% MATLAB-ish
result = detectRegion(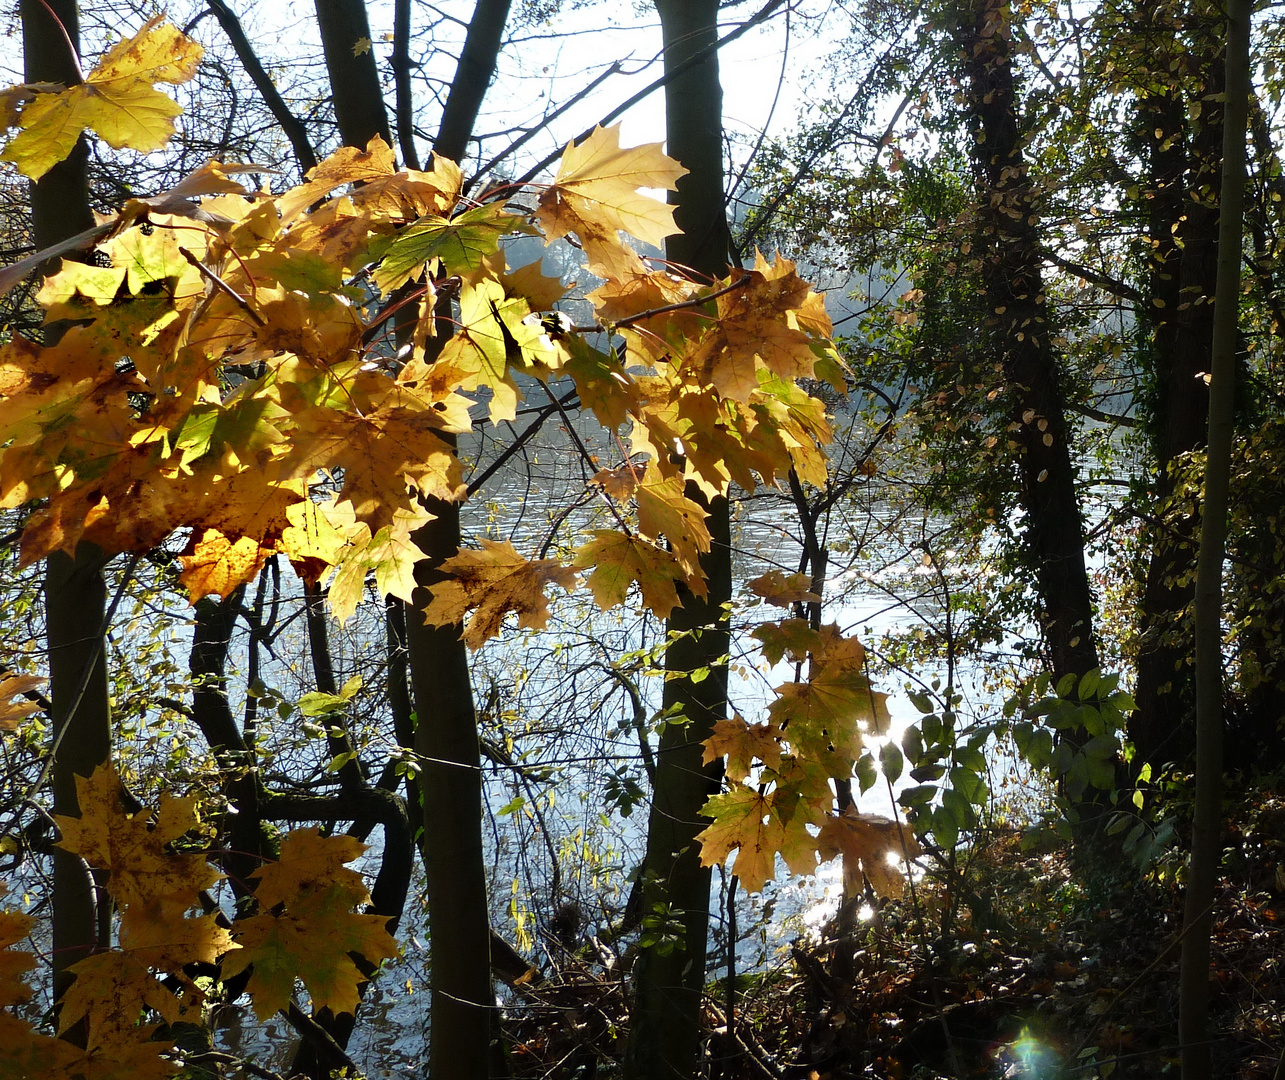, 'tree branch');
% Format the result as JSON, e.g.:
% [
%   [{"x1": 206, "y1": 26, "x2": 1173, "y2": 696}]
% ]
[{"x1": 204, "y1": 0, "x2": 318, "y2": 175}]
